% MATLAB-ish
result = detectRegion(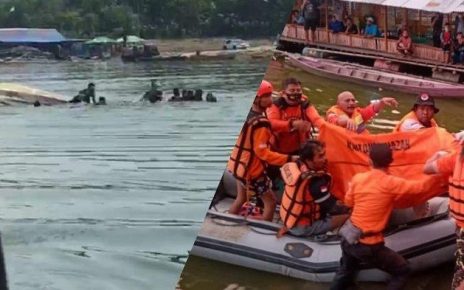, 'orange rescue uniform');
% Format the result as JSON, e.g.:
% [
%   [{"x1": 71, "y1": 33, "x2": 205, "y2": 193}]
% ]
[
  {"x1": 345, "y1": 169, "x2": 435, "y2": 245},
  {"x1": 227, "y1": 111, "x2": 290, "y2": 182},
  {"x1": 437, "y1": 151, "x2": 464, "y2": 228},
  {"x1": 394, "y1": 111, "x2": 438, "y2": 132},
  {"x1": 326, "y1": 104, "x2": 377, "y2": 134},
  {"x1": 267, "y1": 96, "x2": 323, "y2": 154}
]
